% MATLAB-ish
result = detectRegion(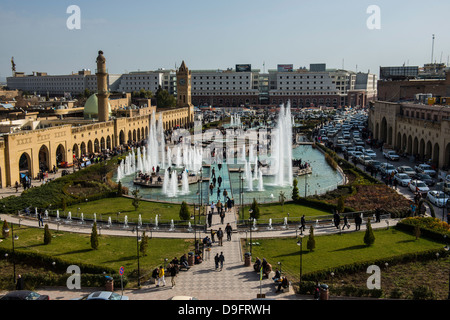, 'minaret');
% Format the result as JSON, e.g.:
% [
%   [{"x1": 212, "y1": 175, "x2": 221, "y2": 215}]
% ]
[{"x1": 96, "y1": 50, "x2": 110, "y2": 122}]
